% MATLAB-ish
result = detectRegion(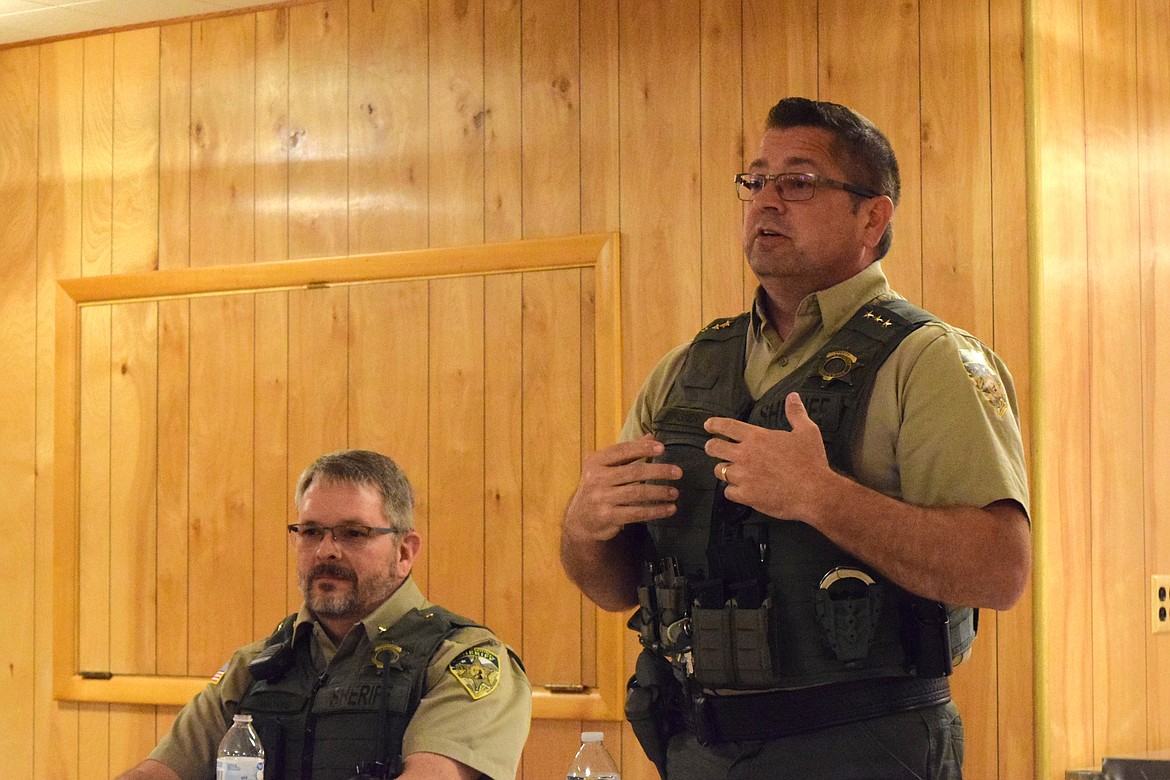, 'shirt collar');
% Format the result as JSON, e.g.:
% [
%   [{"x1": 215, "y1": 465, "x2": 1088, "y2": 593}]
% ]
[{"x1": 749, "y1": 261, "x2": 894, "y2": 342}]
